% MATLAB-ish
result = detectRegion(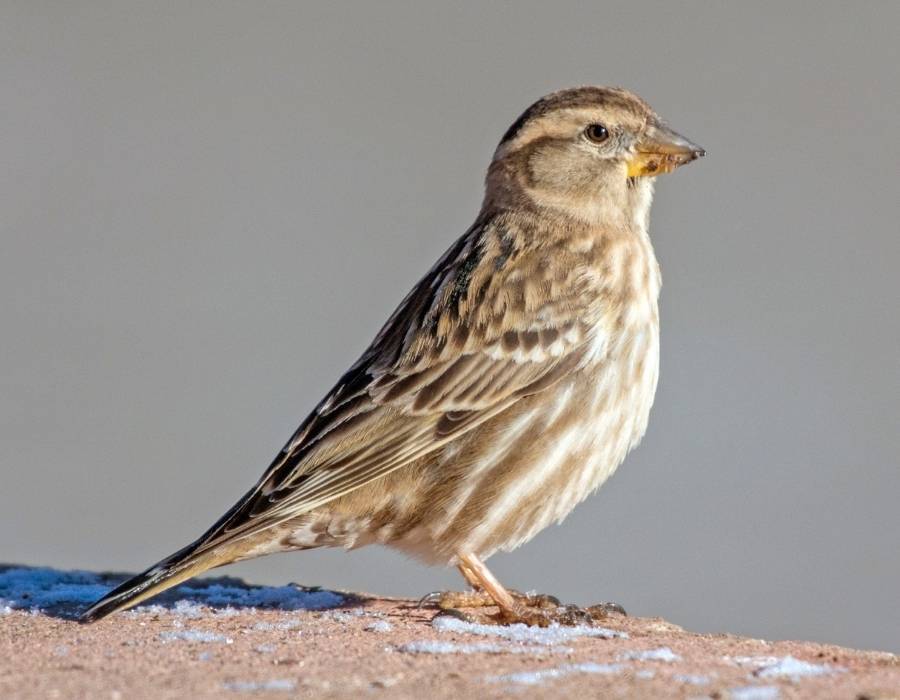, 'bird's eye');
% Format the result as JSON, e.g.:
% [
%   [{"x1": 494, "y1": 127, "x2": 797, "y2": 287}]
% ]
[{"x1": 585, "y1": 124, "x2": 609, "y2": 144}]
